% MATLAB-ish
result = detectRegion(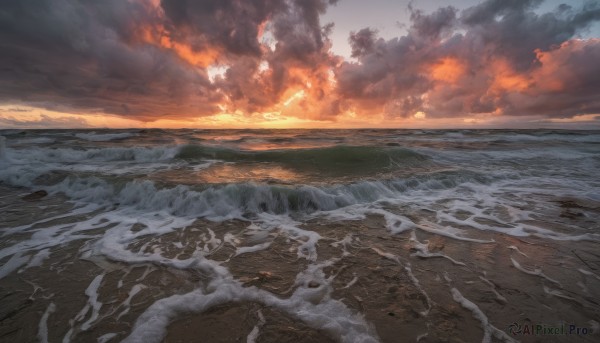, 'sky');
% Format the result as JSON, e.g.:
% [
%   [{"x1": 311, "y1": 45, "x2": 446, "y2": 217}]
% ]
[{"x1": 1, "y1": 0, "x2": 600, "y2": 129}]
